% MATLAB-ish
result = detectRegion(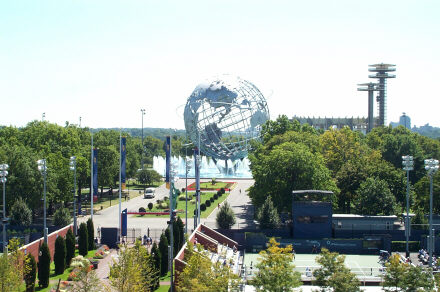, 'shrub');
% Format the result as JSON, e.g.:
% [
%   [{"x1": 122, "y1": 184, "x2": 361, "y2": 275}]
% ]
[
  {"x1": 205, "y1": 200, "x2": 211, "y2": 207},
  {"x1": 78, "y1": 222, "x2": 88, "y2": 256},
  {"x1": 148, "y1": 202, "x2": 153, "y2": 210},
  {"x1": 391, "y1": 241, "x2": 420, "y2": 252},
  {"x1": 200, "y1": 203, "x2": 206, "y2": 211},
  {"x1": 139, "y1": 207, "x2": 146, "y2": 213},
  {"x1": 216, "y1": 202, "x2": 236, "y2": 229},
  {"x1": 213, "y1": 194, "x2": 218, "y2": 200},
  {"x1": 70, "y1": 255, "x2": 90, "y2": 269},
  {"x1": 210, "y1": 197, "x2": 215, "y2": 203},
  {"x1": 24, "y1": 253, "x2": 37, "y2": 292},
  {"x1": 220, "y1": 188, "x2": 226, "y2": 194},
  {"x1": 54, "y1": 236, "x2": 66, "y2": 275},
  {"x1": 38, "y1": 242, "x2": 51, "y2": 288},
  {"x1": 86, "y1": 218, "x2": 95, "y2": 250},
  {"x1": 53, "y1": 207, "x2": 71, "y2": 227},
  {"x1": 10, "y1": 197, "x2": 32, "y2": 226},
  {"x1": 65, "y1": 228, "x2": 75, "y2": 267},
  {"x1": 190, "y1": 199, "x2": 196, "y2": 205}
]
